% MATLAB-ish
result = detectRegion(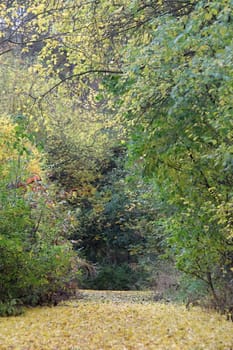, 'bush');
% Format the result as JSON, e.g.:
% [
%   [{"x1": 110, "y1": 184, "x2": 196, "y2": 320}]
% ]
[
  {"x1": 21, "y1": 245, "x2": 78, "y2": 305},
  {"x1": 0, "y1": 300, "x2": 24, "y2": 317},
  {"x1": 0, "y1": 115, "x2": 80, "y2": 315},
  {"x1": 83, "y1": 263, "x2": 147, "y2": 290},
  {"x1": 0, "y1": 235, "x2": 79, "y2": 313}
]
